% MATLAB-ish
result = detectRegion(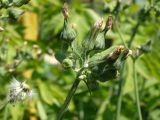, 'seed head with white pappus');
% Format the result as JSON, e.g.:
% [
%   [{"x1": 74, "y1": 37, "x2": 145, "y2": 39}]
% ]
[{"x1": 7, "y1": 78, "x2": 35, "y2": 104}]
